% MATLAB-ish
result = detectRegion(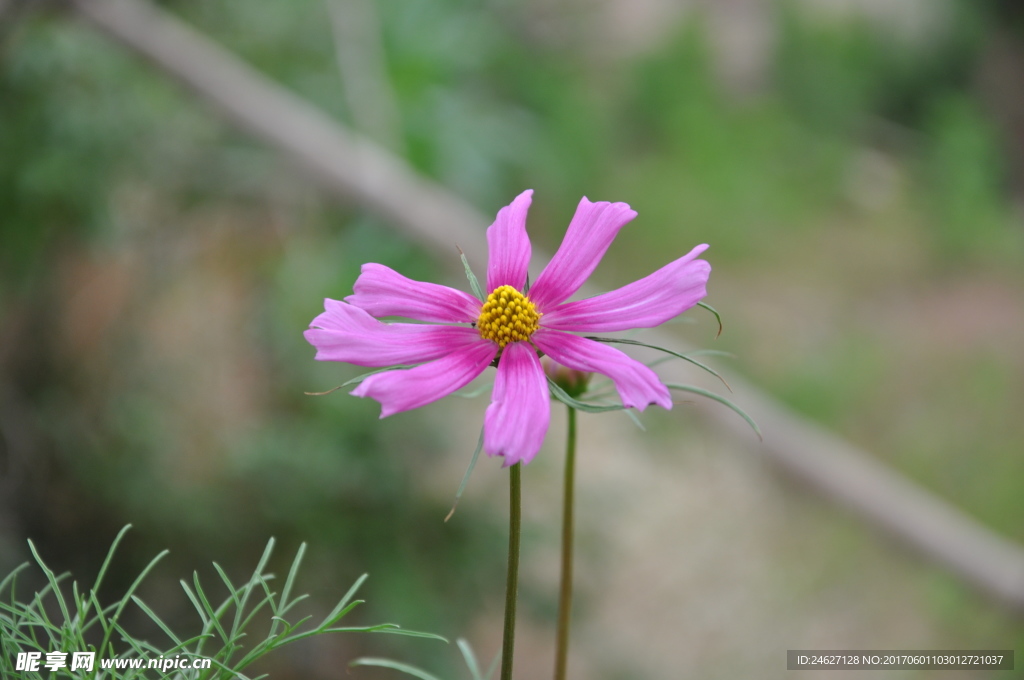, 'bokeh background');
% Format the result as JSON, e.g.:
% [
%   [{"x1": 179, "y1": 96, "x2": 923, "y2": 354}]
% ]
[{"x1": 2, "y1": 0, "x2": 1023, "y2": 678}]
